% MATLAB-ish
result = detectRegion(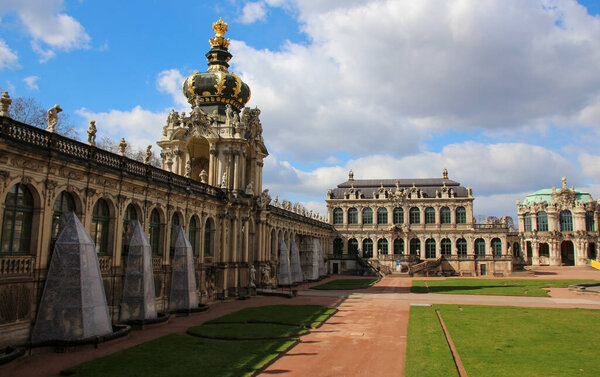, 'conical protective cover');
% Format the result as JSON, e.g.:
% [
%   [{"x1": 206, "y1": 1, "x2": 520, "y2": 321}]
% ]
[
  {"x1": 278, "y1": 238, "x2": 292, "y2": 285},
  {"x1": 289, "y1": 238, "x2": 304, "y2": 283},
  {"x1": 316, "y1": 239, "x2": 326, "y2": 276},
  {"x1": 120, "y1": 220, "x2": 157, "y2": 321},
  {"x1": 168, "y1": 226, "x2": 198, "y2": 311},
  {"x1": 31, "y1": 213, "x2": 112, "y2": 342},
  {"x1": 299, "y1": 237, "x2": 319, "y2": 280}
]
